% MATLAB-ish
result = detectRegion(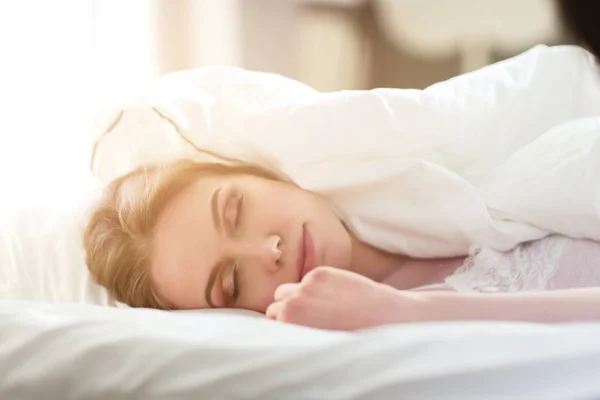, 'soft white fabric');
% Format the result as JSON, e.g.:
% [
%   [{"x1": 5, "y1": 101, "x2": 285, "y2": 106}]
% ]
[
  {"x1": 445, "y1": 236, "x2": 600, "y2": 293},
  {"x1": 91, "y1": 45, "x2": 600, "y2": 258},
  {"x1": 1, "y1": 300, "x2": 600, "y2": 400},
  {"x1": 0, "y1": 173, "x2": 113, "y2": 306}
]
